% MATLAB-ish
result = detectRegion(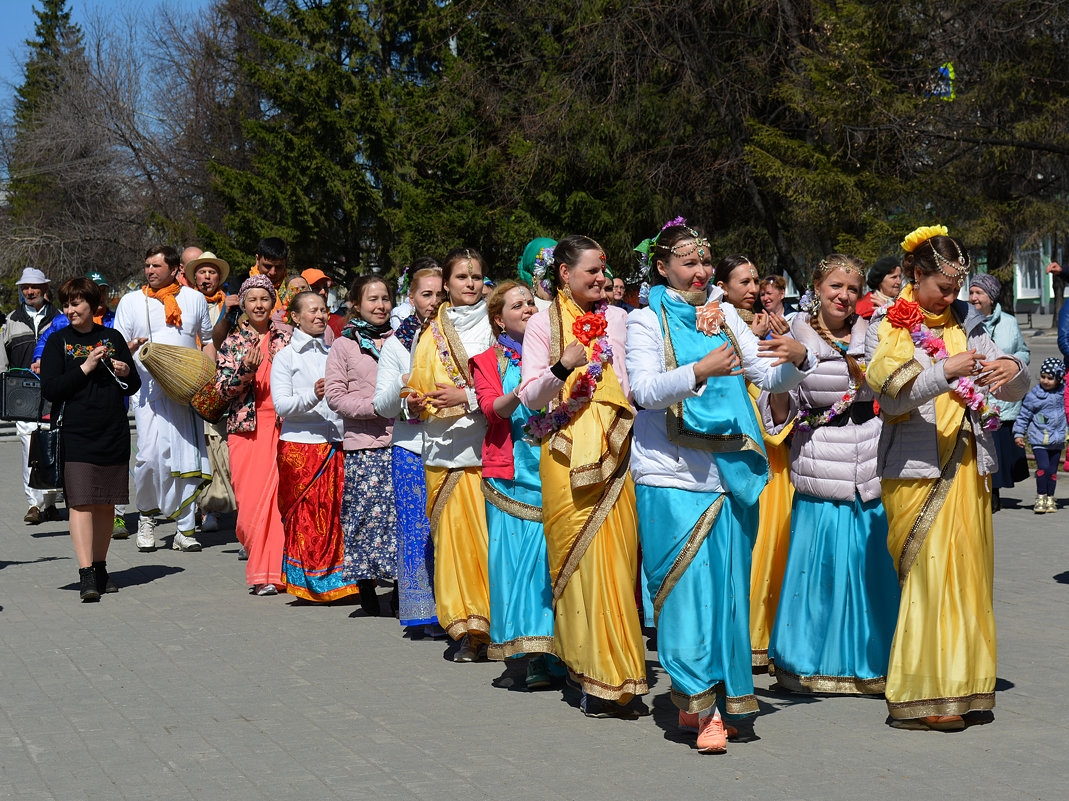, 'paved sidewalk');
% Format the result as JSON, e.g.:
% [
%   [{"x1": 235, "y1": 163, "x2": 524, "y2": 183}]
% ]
[{"x1": 1, "y1": 439, "x2": 1066, "y2": 801}]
